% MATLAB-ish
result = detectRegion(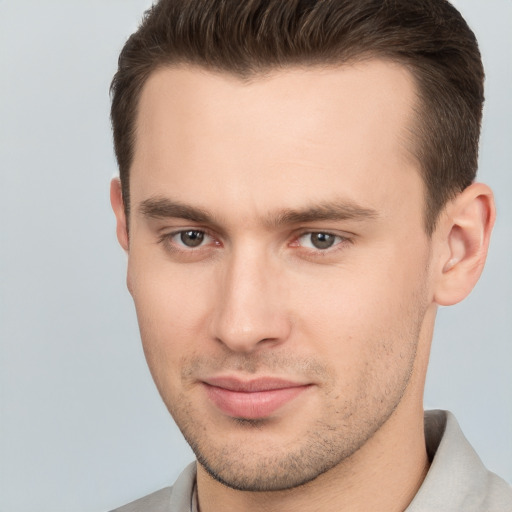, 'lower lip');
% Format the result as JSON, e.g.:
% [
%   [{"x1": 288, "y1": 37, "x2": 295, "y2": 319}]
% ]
[{"x1": 204, "y1": 384, "x2": 309, "y2": 420}]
